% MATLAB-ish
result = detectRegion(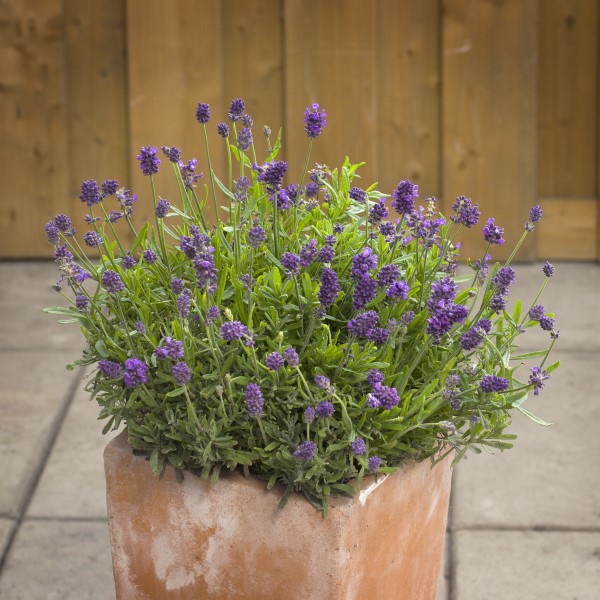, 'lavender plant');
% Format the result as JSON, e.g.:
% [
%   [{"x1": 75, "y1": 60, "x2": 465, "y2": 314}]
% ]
[{"x1": 45, "y1": 100, "x2": 559, "y2": 512}]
